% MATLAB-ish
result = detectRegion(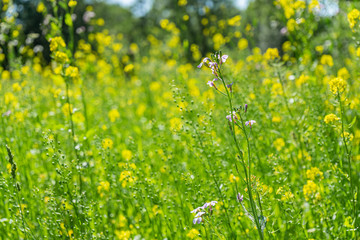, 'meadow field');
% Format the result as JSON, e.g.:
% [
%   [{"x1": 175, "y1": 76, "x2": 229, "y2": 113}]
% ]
[{"x1": 0, "y1": 0, "x2": 359, "y2": 239}]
